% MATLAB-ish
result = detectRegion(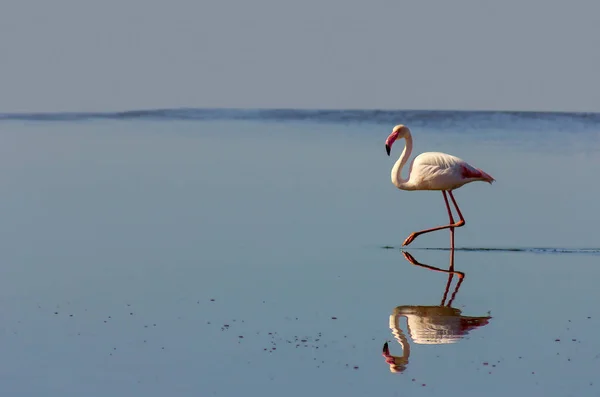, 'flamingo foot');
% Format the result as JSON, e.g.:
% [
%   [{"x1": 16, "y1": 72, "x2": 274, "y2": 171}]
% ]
[{"x1": 402, "y1": 232, "x2": 418, "y2": 246}]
